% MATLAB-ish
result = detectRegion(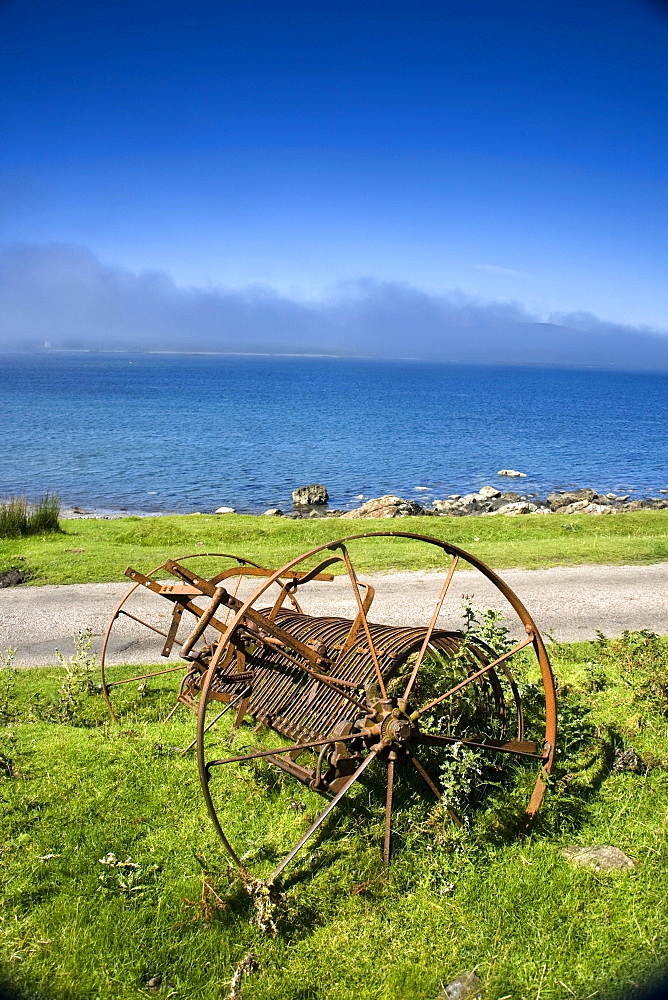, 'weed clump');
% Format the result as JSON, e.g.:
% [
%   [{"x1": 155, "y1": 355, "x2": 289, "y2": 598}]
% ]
[
  {"x1": 596, "y1": 629, "x2": 668, "y2": 715},
  {"x1": 28, "y1": 630, "x2": 98, "y2": 725},
  {"x1": 0, "y1": 494, "x2": 61, "y2": 538}
]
